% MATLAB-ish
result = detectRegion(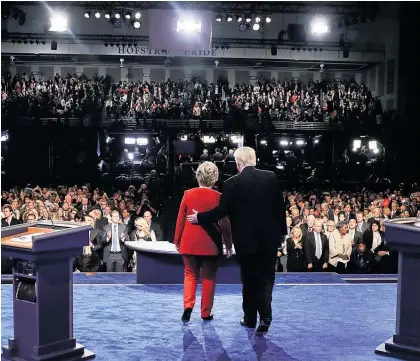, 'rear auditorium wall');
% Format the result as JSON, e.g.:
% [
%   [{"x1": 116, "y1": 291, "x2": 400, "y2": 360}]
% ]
[{"x1": 5, "y1": 64, "x2": 363, "y2": 87}]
